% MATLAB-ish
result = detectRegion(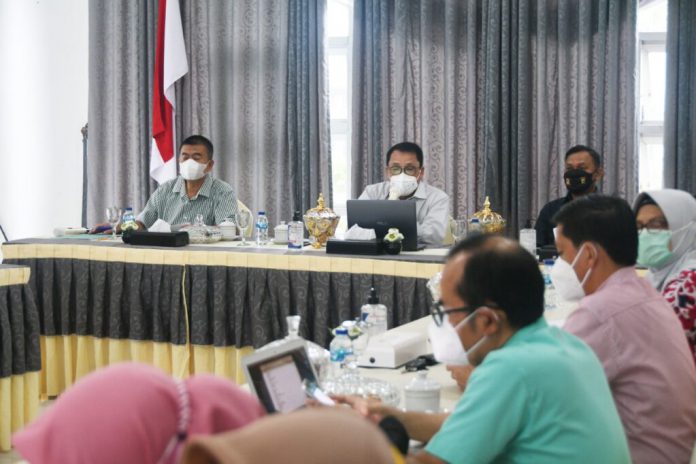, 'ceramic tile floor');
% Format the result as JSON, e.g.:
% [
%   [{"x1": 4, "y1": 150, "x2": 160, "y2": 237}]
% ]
[{"x1": 0, "y1": 400, "x2": 54, "y2": 464}]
